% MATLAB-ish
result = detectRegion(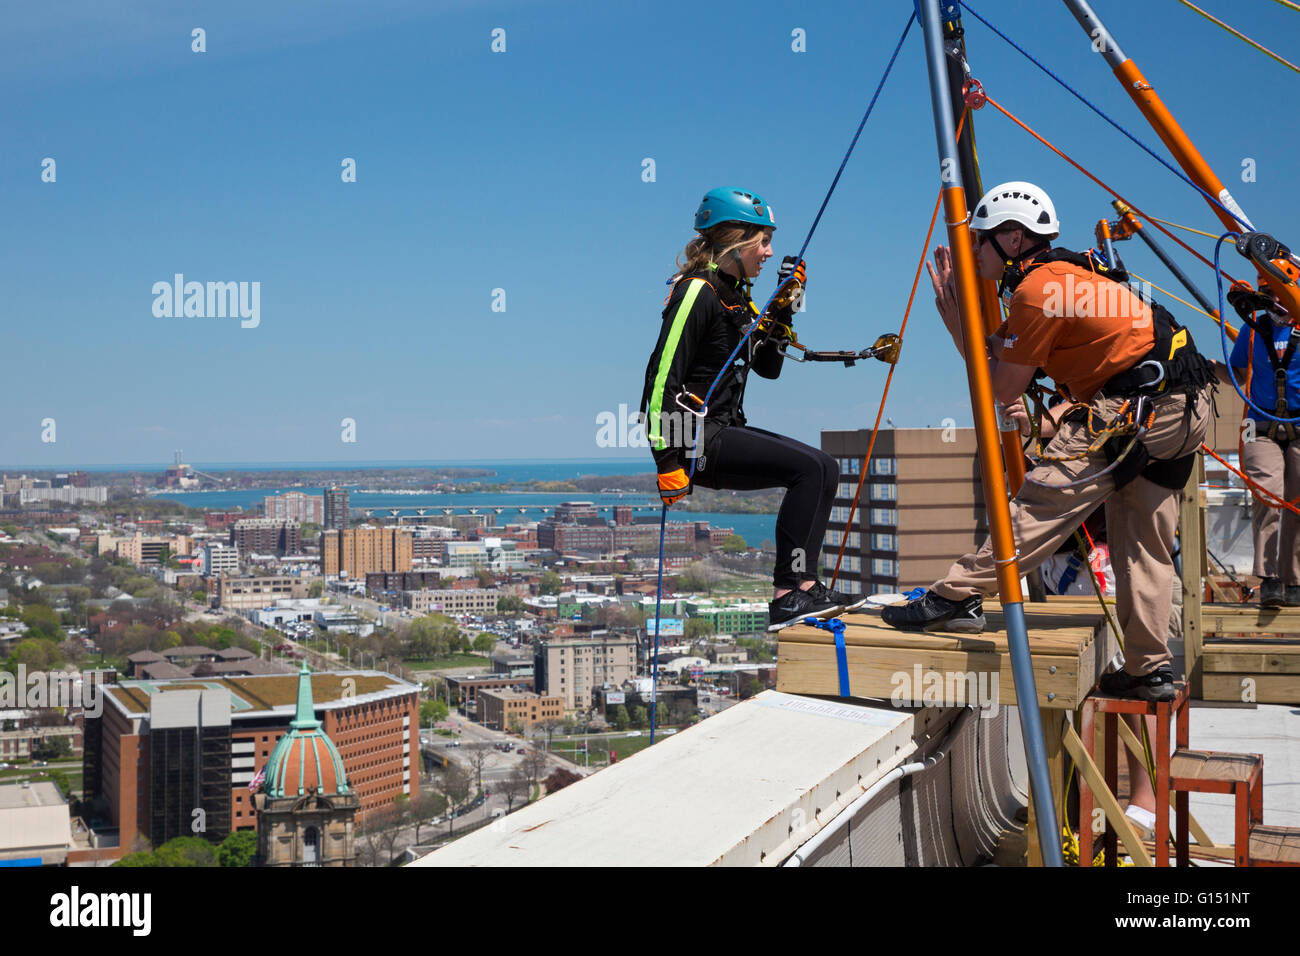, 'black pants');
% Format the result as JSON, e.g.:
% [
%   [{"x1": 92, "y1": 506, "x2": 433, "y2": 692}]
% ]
[{"x1": 693, "y1": 425, "x2": 839, "y2": 589}]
